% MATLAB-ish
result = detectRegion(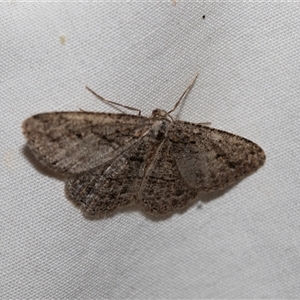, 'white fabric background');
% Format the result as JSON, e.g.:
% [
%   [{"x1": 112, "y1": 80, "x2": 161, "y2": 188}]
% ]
[{"x1": 1, "y1": 2, "x2": 299, "y2": 299}]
